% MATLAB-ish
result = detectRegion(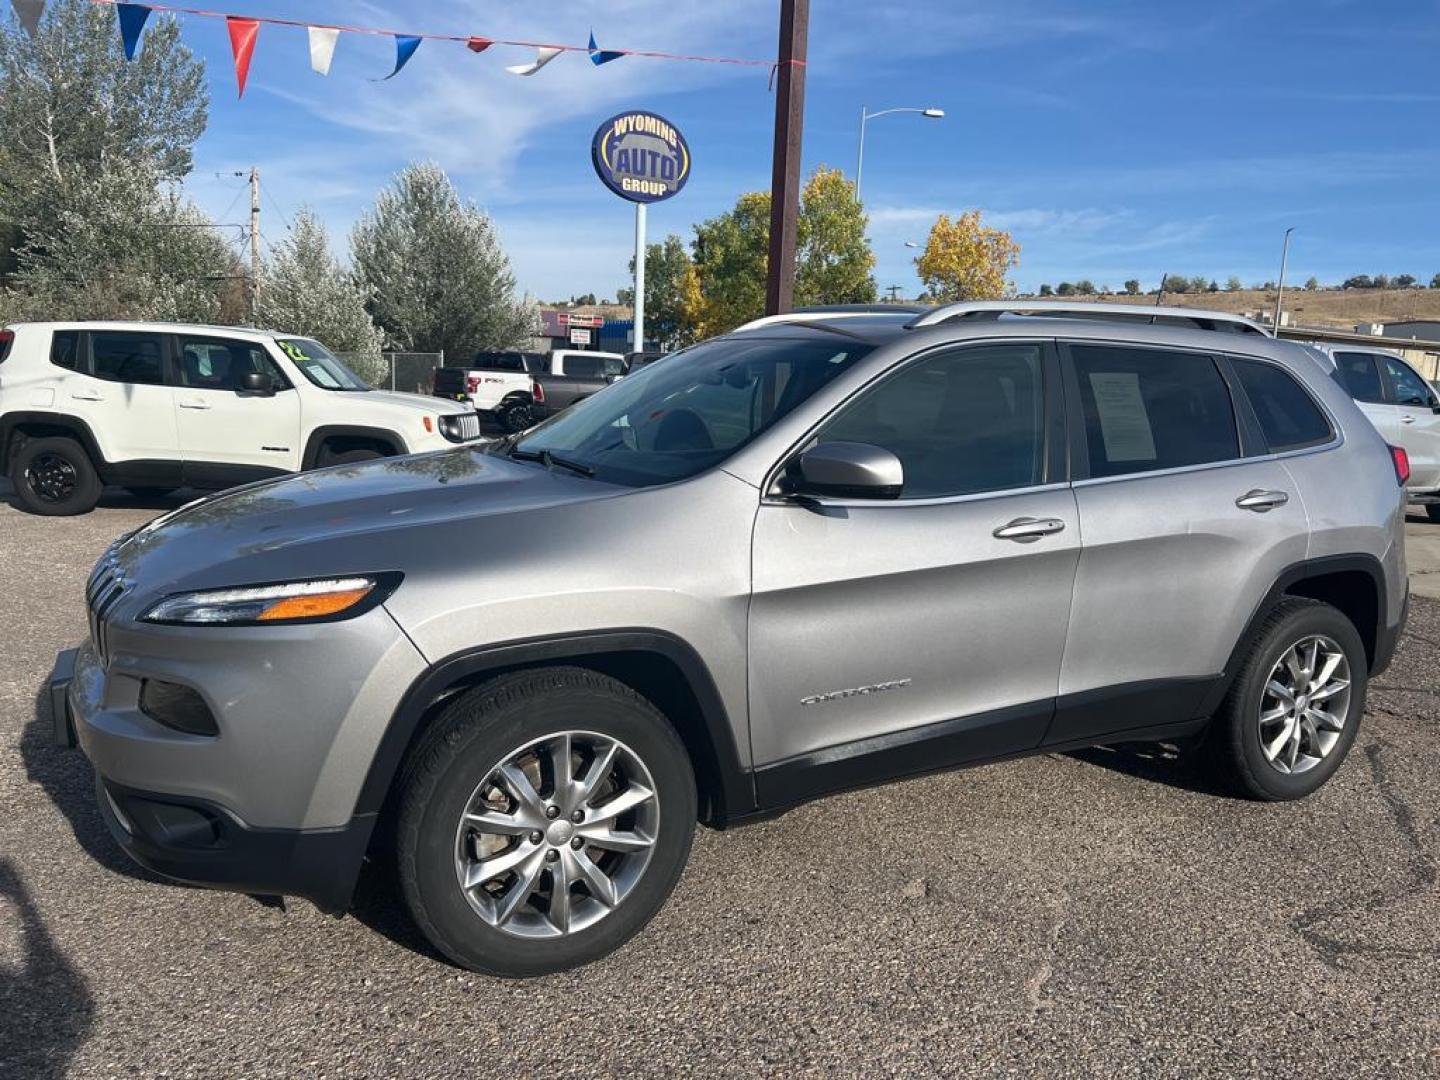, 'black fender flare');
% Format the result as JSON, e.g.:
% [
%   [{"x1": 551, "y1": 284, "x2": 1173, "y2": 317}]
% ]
[
  {"x1": 1195, "y1": 553, "x2": 1390, "y2": 717},
  {"x1": 0, "y1": 411, "x2": 108, "y2": 474},
  {"x1": 353, "y1": 629, "x2": 755, "y2": 826},
  {"x1": 301, "y1": 425, "x2": 406, "y2": 469}
]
